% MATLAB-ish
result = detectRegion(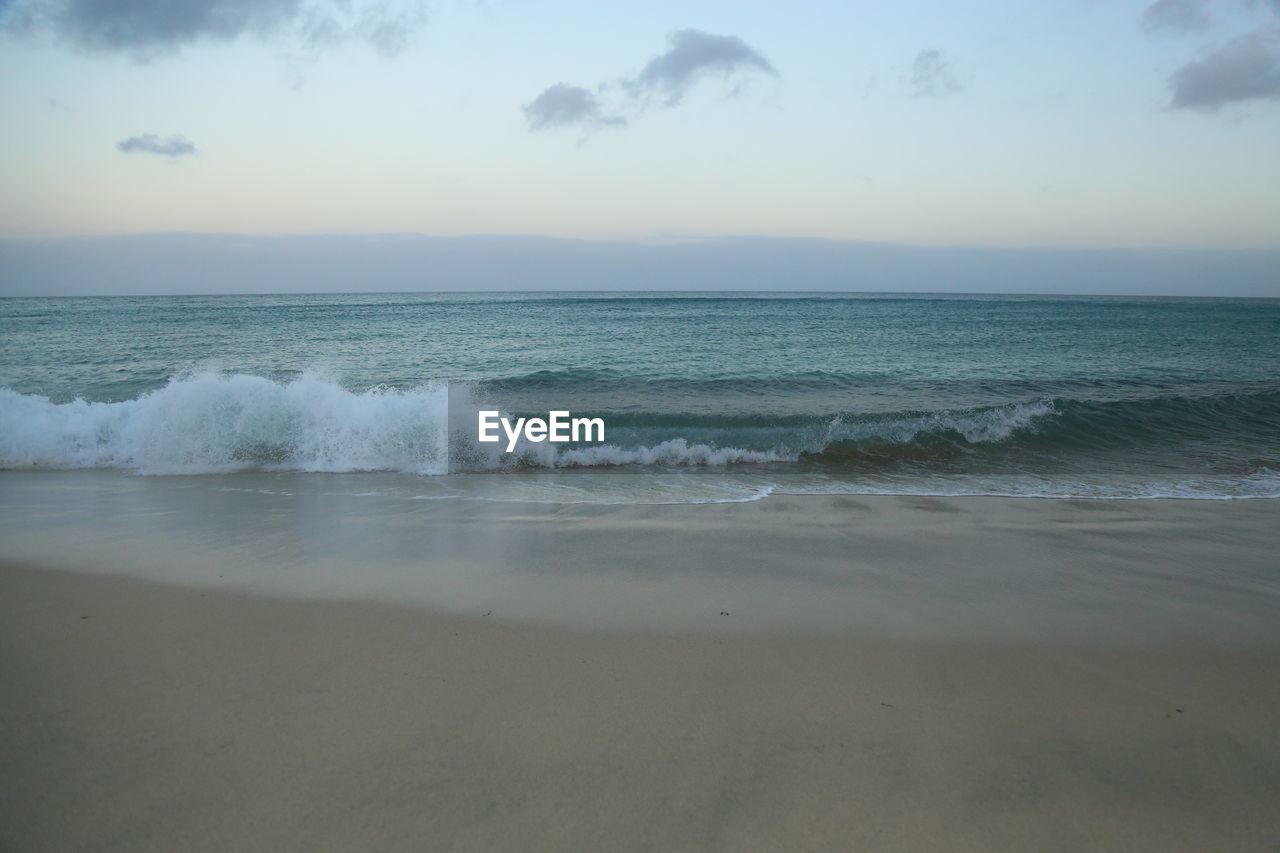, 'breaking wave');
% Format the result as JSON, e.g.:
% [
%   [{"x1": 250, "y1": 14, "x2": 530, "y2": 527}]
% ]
[
  {"x1": 0, "y1": 371, "x2": 449, "y2": 474},
  {"x1": 2, "y1": 371, "x2": 1278, "y2": 489}
]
